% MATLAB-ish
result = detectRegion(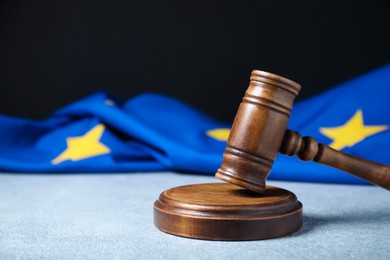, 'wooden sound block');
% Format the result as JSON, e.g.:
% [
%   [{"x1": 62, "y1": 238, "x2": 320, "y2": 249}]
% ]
[{"x1": 154, "y1": 183, "x2": 302, "y2": 240}]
